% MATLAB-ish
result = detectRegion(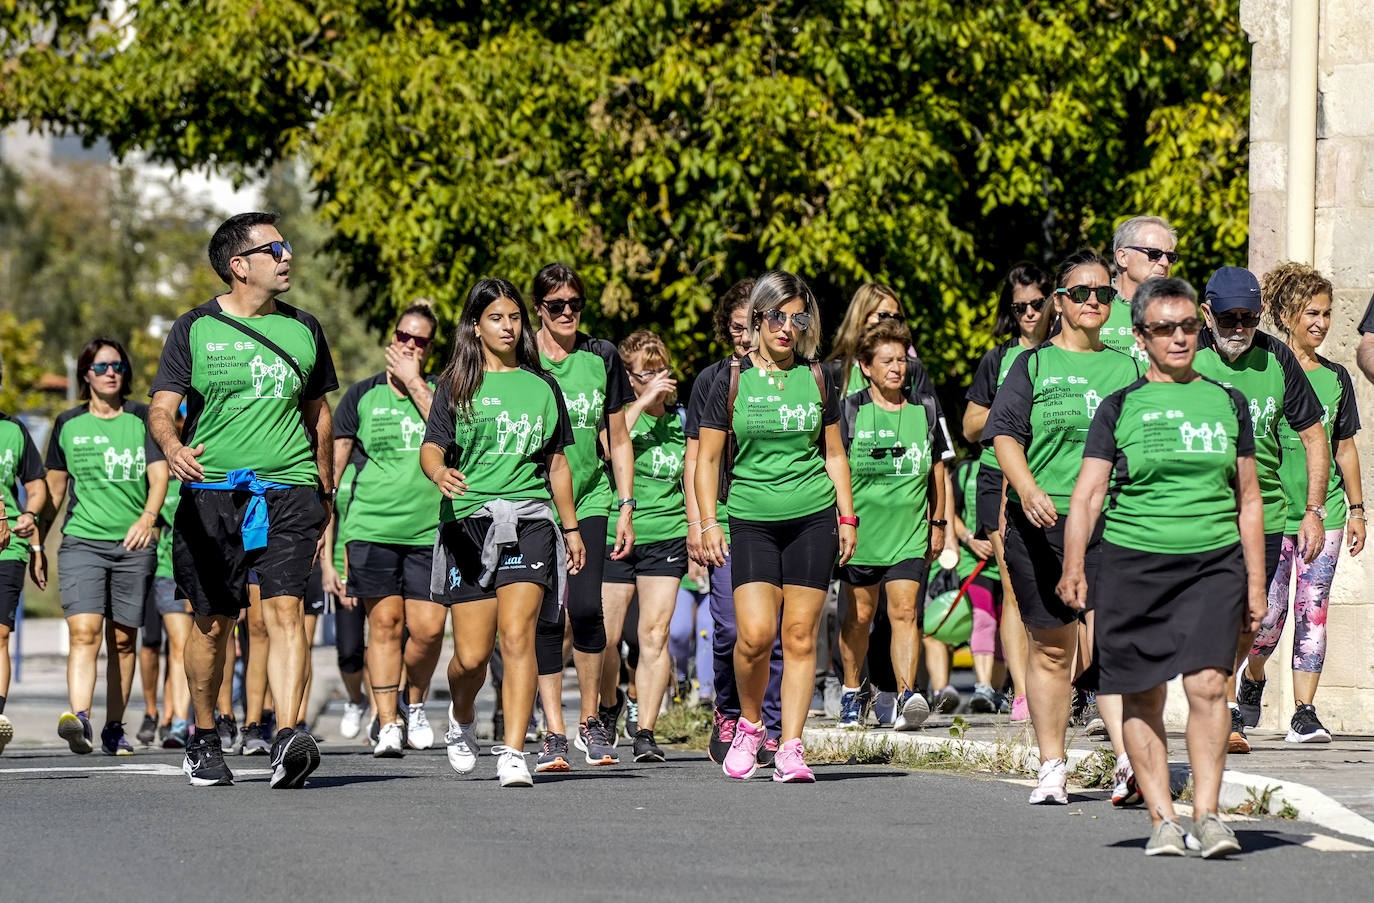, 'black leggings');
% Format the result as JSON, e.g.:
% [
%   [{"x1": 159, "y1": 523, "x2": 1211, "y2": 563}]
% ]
[
  {"x1": 335, "y1": 598, "x2": 366, "y2": 675},
  {"x1": 536, "y1": 515, "x2": 609, "y2": 675}
]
